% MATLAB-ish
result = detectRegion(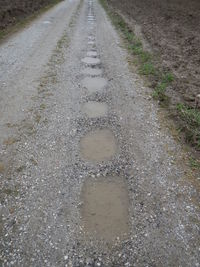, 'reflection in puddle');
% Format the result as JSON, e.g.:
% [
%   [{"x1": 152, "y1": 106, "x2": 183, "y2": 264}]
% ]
[
  {"x1": 82, "y1": 101, "x2": 108, "y2": 118},
  {"x1": 42, "y1": 20, "x2": 51, "y2": 24},
  {"x1": 81, "y1": 57, "x2": 100, "y2": 66},
  {"x1": 81, "y1": 67, "x2": 102, "y2": 76},
  {"x1": 87, "y1": 51, "x2": 98, "y2": 57},
  {"x1": 81, "y1": 77, "x2": 107, "y2": 93},
  {"x1": 88, "y1": 36, "x2": 95, "y2": 41},
  {"x1": 81, "y1": 176, "x2": 129, "y2": 242},
  {"x1": 88, "y1": 41, "x2": 95, "y2": 46},
  {"x1": 80, "y1": 129, "x2": 117, "y2": 162}
]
